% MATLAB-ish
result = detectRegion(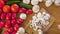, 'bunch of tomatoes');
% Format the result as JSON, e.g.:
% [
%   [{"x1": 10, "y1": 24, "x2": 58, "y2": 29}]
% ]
[{"x1": 0, "y1": 0, "x2": 32, "y2": 34}]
